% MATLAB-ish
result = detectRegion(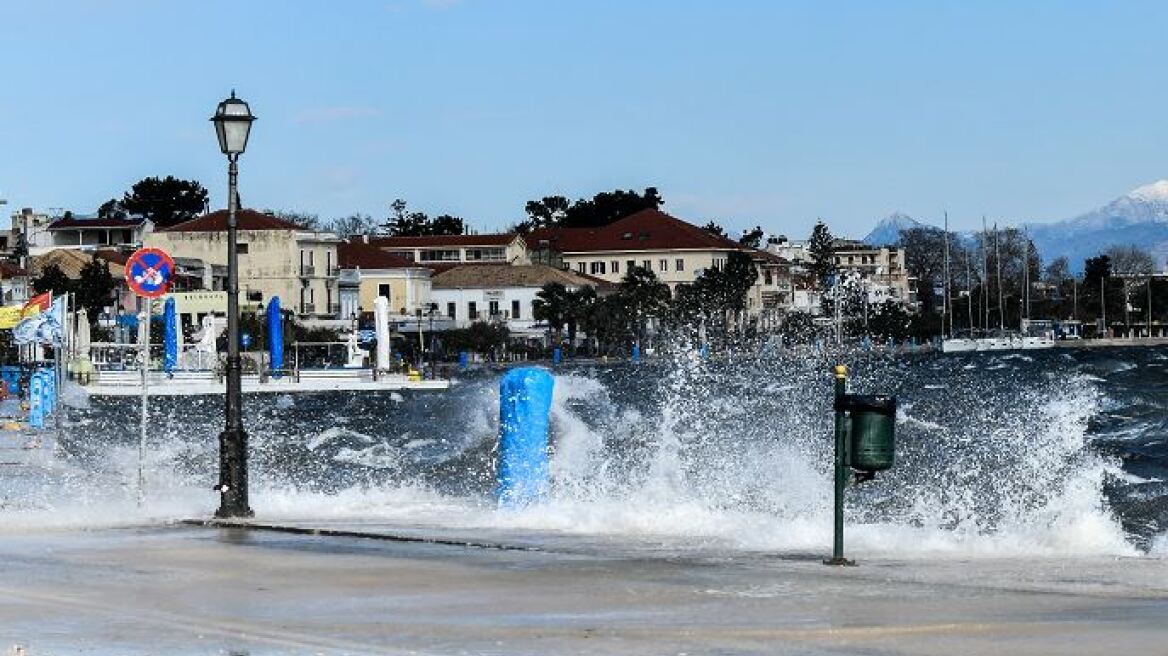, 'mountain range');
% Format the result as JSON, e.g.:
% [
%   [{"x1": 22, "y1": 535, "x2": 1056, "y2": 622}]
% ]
[{"x1": 863, "y1": 180, "x2": 1168, "y2": 272}]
